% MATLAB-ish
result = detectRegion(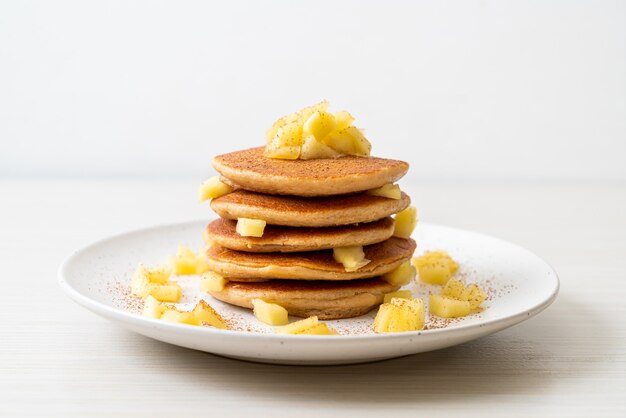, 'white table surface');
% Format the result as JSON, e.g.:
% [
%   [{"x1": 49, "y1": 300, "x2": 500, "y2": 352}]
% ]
[{"x1": 1, "y1": 179, "x2": 624, "y2": 417}]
